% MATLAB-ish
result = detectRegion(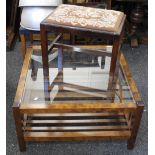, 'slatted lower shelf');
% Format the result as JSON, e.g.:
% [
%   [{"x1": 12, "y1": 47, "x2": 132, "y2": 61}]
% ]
[{"x1": 23, "y1": 112, "x2": 131, "y2": 141}]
